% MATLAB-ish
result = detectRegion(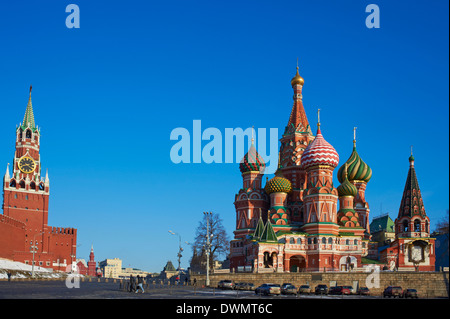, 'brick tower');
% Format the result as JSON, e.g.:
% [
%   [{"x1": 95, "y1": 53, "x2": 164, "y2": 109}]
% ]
[
  {"x1": 388, "y1": 153, "x2": 435, "y2": 271},
  {"x1": 1, "y1": 86, "x2": 77, "y2": 271},
  {"x1": 87, "y1": 245, "x2": 97, "y2": 276}
]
